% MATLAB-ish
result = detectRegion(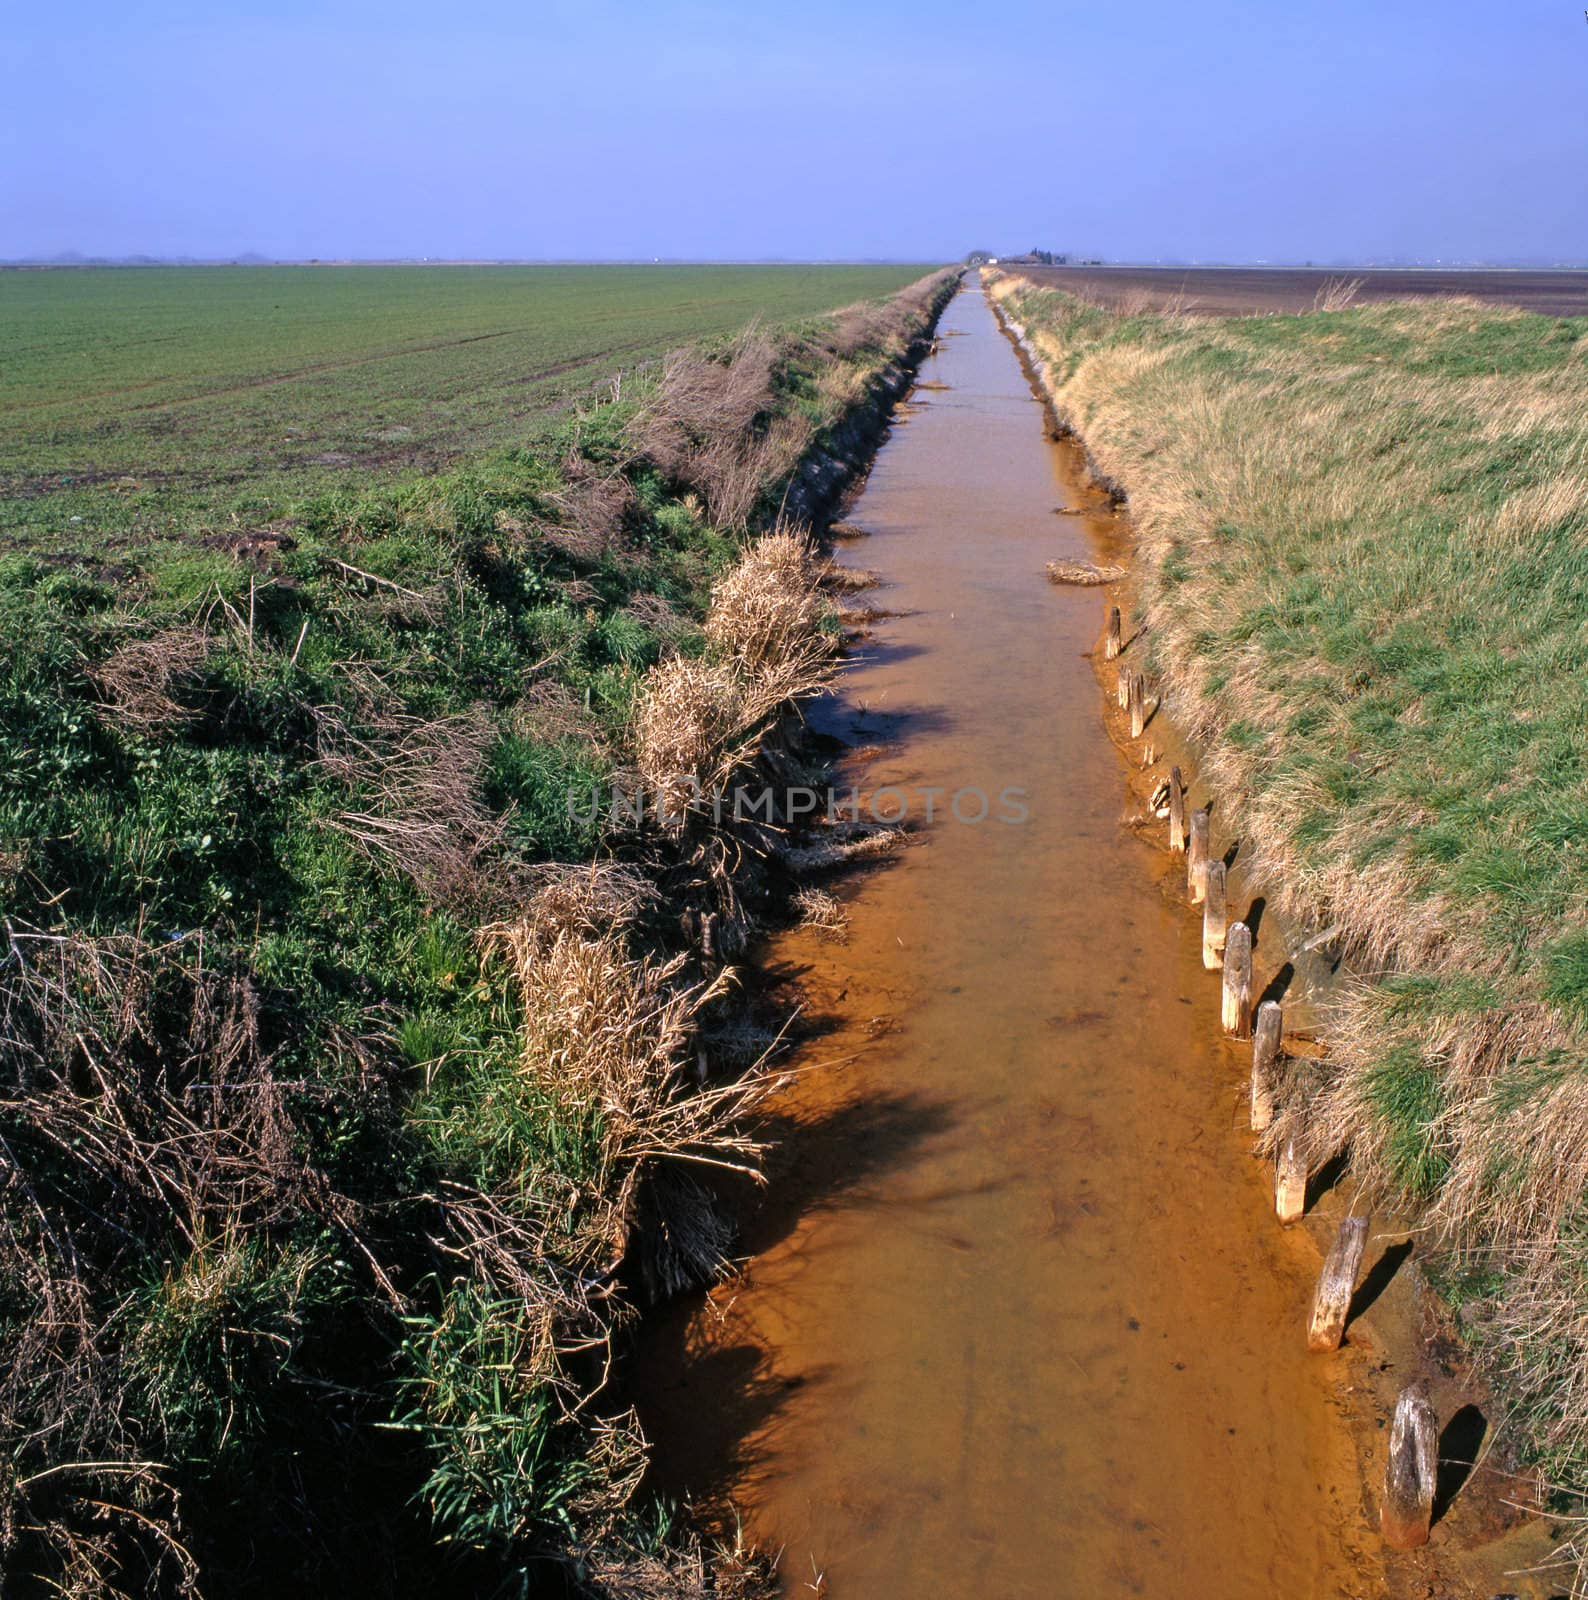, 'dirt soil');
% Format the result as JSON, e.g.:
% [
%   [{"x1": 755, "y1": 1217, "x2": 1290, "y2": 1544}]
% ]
[{"x1": 1003, "y1": 264, "x2": 1588, "y2": 318}]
